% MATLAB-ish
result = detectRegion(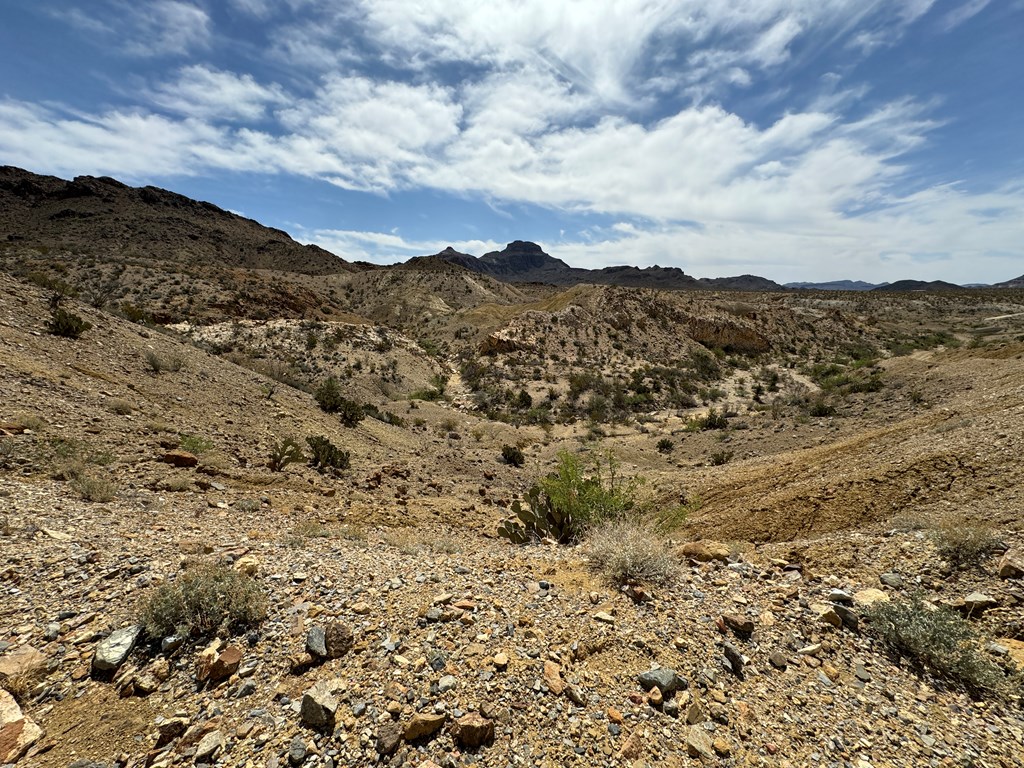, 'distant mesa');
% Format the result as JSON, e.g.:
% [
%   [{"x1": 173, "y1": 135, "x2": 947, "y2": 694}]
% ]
[
  {"x1": 785, "y1": 280, "x2": 882, "y2": 291},
  {"x1": 424, "y1": 241, "x2": 783, "y2": 292},
  {"x1": 872, "y1": 279, "x2": 964, "y2": 292}
]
